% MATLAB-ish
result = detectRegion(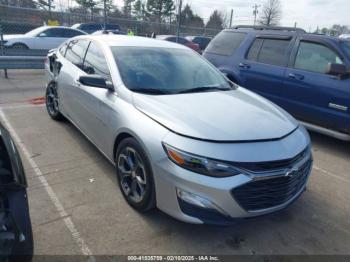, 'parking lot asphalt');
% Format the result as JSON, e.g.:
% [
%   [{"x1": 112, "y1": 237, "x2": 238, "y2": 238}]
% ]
[{"x1": 0, "y1": 70, "x2": 349, "y2": 256}]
